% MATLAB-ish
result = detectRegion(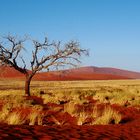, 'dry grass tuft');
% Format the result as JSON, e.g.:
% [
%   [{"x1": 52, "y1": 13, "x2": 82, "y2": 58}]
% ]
[
  {"x1": 93, "y1": 107, "x2": 121, "y2": 125},
  {"x1": 6, "y1": 111, "x2": 26, "y2": 125}
]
